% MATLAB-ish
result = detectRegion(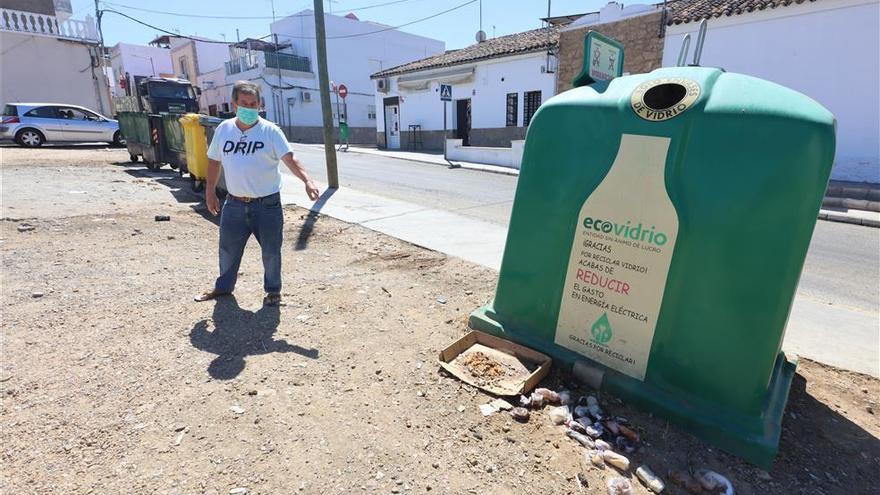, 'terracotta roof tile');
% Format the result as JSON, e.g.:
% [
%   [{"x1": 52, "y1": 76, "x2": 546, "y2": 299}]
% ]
[
  {"x1": 371, "y1": 26, "x2": 560, "y2": 78},
  {"x1": 667, "y1": 0, "x2": 819, "y2": 25}
]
